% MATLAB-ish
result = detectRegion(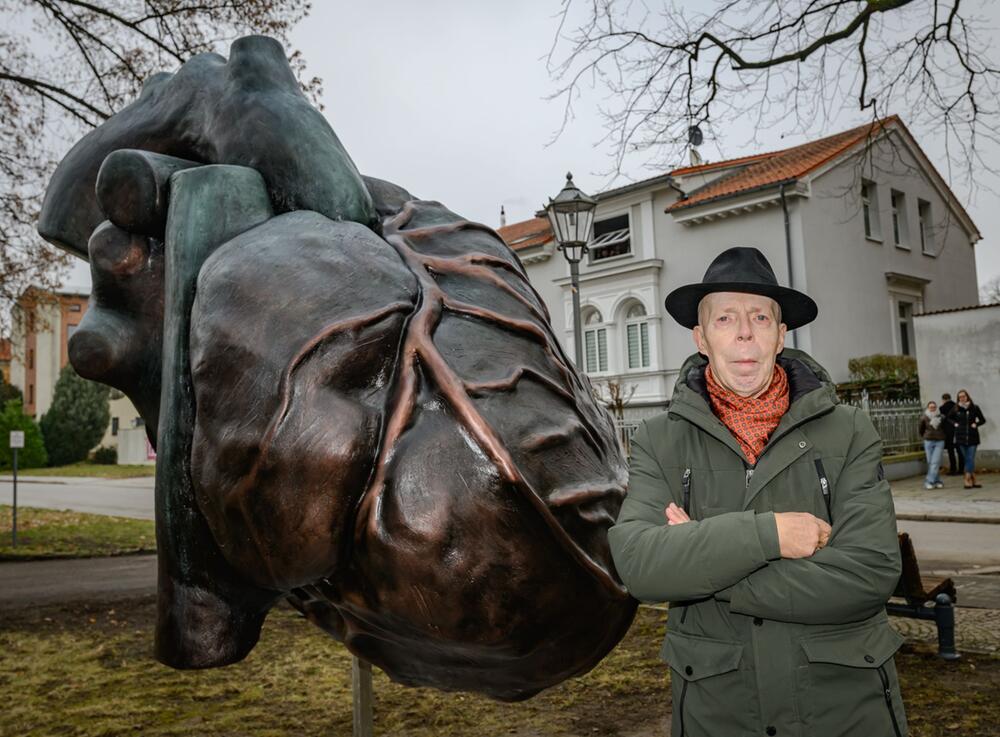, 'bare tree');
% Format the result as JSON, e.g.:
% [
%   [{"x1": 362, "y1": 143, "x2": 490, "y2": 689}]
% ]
[
  {"x1": 980, "y1": 274, "x2": 1000, "y2": 304},
  {"x1": 549, "y1": 1, "x2": 1000, "y2": 181},
  {"x1": 0, "y1": 0, "x2": 318, "y2": 330},
  {"x1": 594, "y1": 378, "x2": 637, "y2": 454}
]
